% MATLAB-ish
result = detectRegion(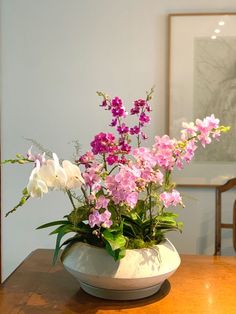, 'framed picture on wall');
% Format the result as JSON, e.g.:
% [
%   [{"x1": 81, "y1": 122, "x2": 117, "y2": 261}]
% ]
[{"x1": 168, "y1": 13, "x2": 236, "y2": 186}]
